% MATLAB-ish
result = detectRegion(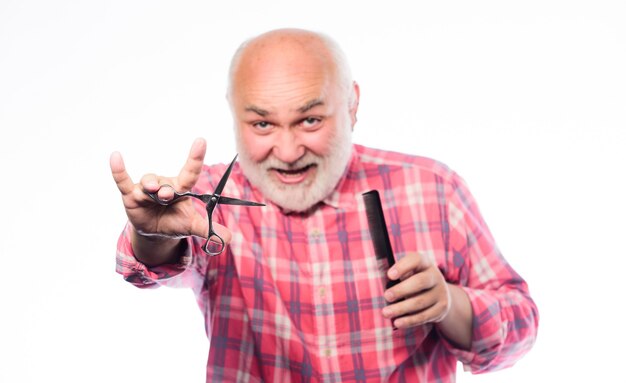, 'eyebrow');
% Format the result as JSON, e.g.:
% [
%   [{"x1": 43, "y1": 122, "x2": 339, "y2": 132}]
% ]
[
  {"x1": 297, "y1": 99, "x2": 324, "y2": 113},
  {"x1": 244, "y1": 105, "x2": 269, "y2": 117},
  {"x1": 244, "y1": 98, "x2": 325, "y2": 117}
]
